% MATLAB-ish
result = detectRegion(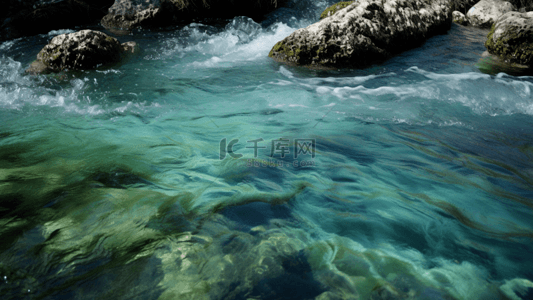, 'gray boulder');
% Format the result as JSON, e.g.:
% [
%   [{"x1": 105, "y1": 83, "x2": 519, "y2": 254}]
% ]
[
  {"x1": 268, "y1": 0, "x2": 452, "y2": 69},
  {"x1": 453, "y1": 11, "x2": 469, "y2": 25},
  {"x1": 26, "y1": 30, "x2": 138, "y2": 74},
  {"x1": 485, "y1": 11, "x2": 533, "y2": 67},
  {"x1": 466, "y1": 0, "x2": 515, "y2": 27}
]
